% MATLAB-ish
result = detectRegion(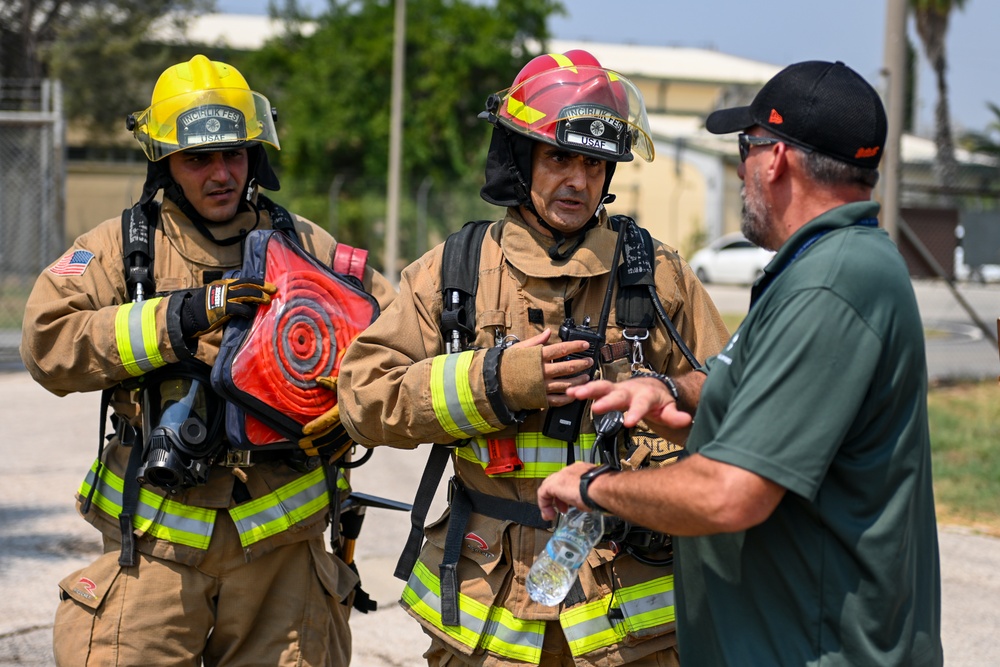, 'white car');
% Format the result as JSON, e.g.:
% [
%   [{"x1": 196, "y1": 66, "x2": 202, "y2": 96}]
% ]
[{"x1": 688, "y1": 232, "x2": 775, "y2": 286}]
